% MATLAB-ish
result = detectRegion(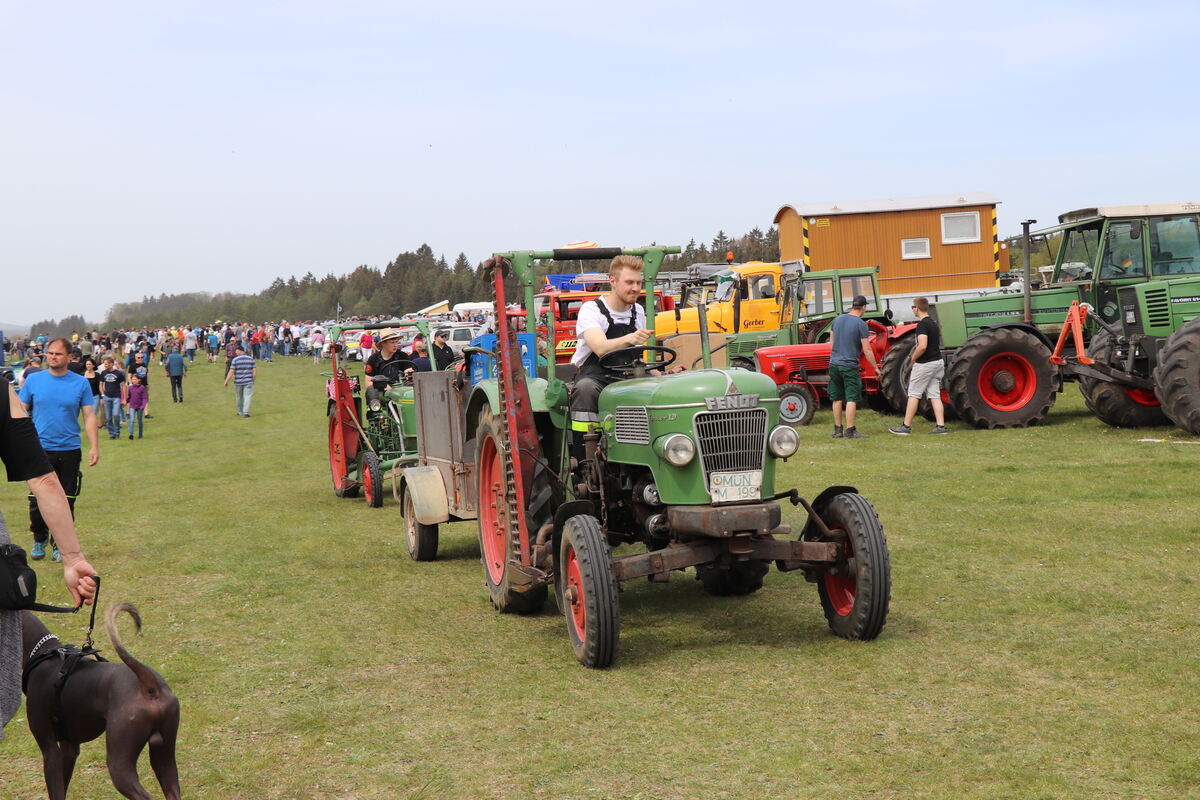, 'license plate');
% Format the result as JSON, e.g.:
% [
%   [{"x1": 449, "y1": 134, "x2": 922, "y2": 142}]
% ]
[{"x1": 709, "y1": 470, "x2": 762, "y2": 503}]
